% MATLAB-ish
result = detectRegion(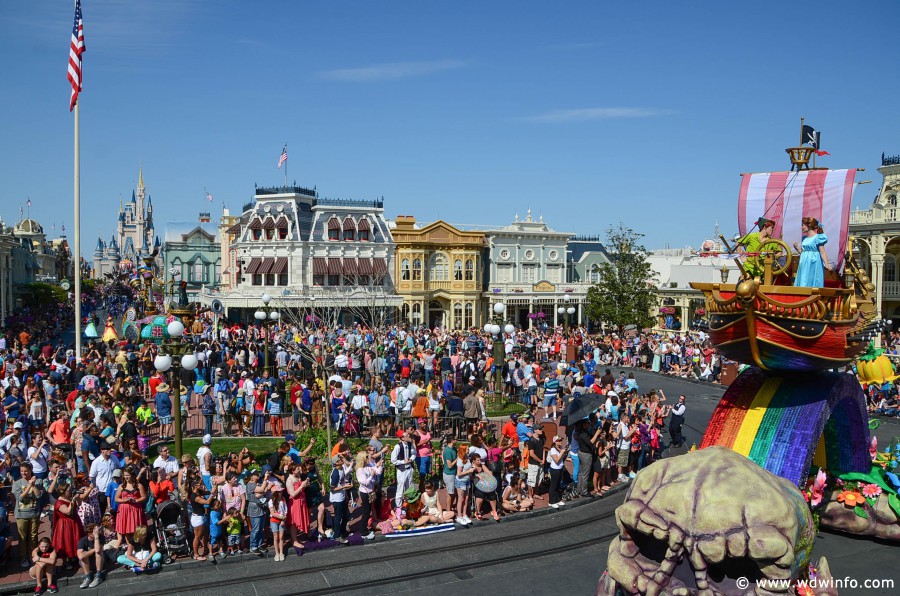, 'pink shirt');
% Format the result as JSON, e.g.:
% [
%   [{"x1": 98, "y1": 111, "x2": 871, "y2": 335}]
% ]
[{"x1": 416, "y1": 431, "x2": 432, "y2": 458}]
